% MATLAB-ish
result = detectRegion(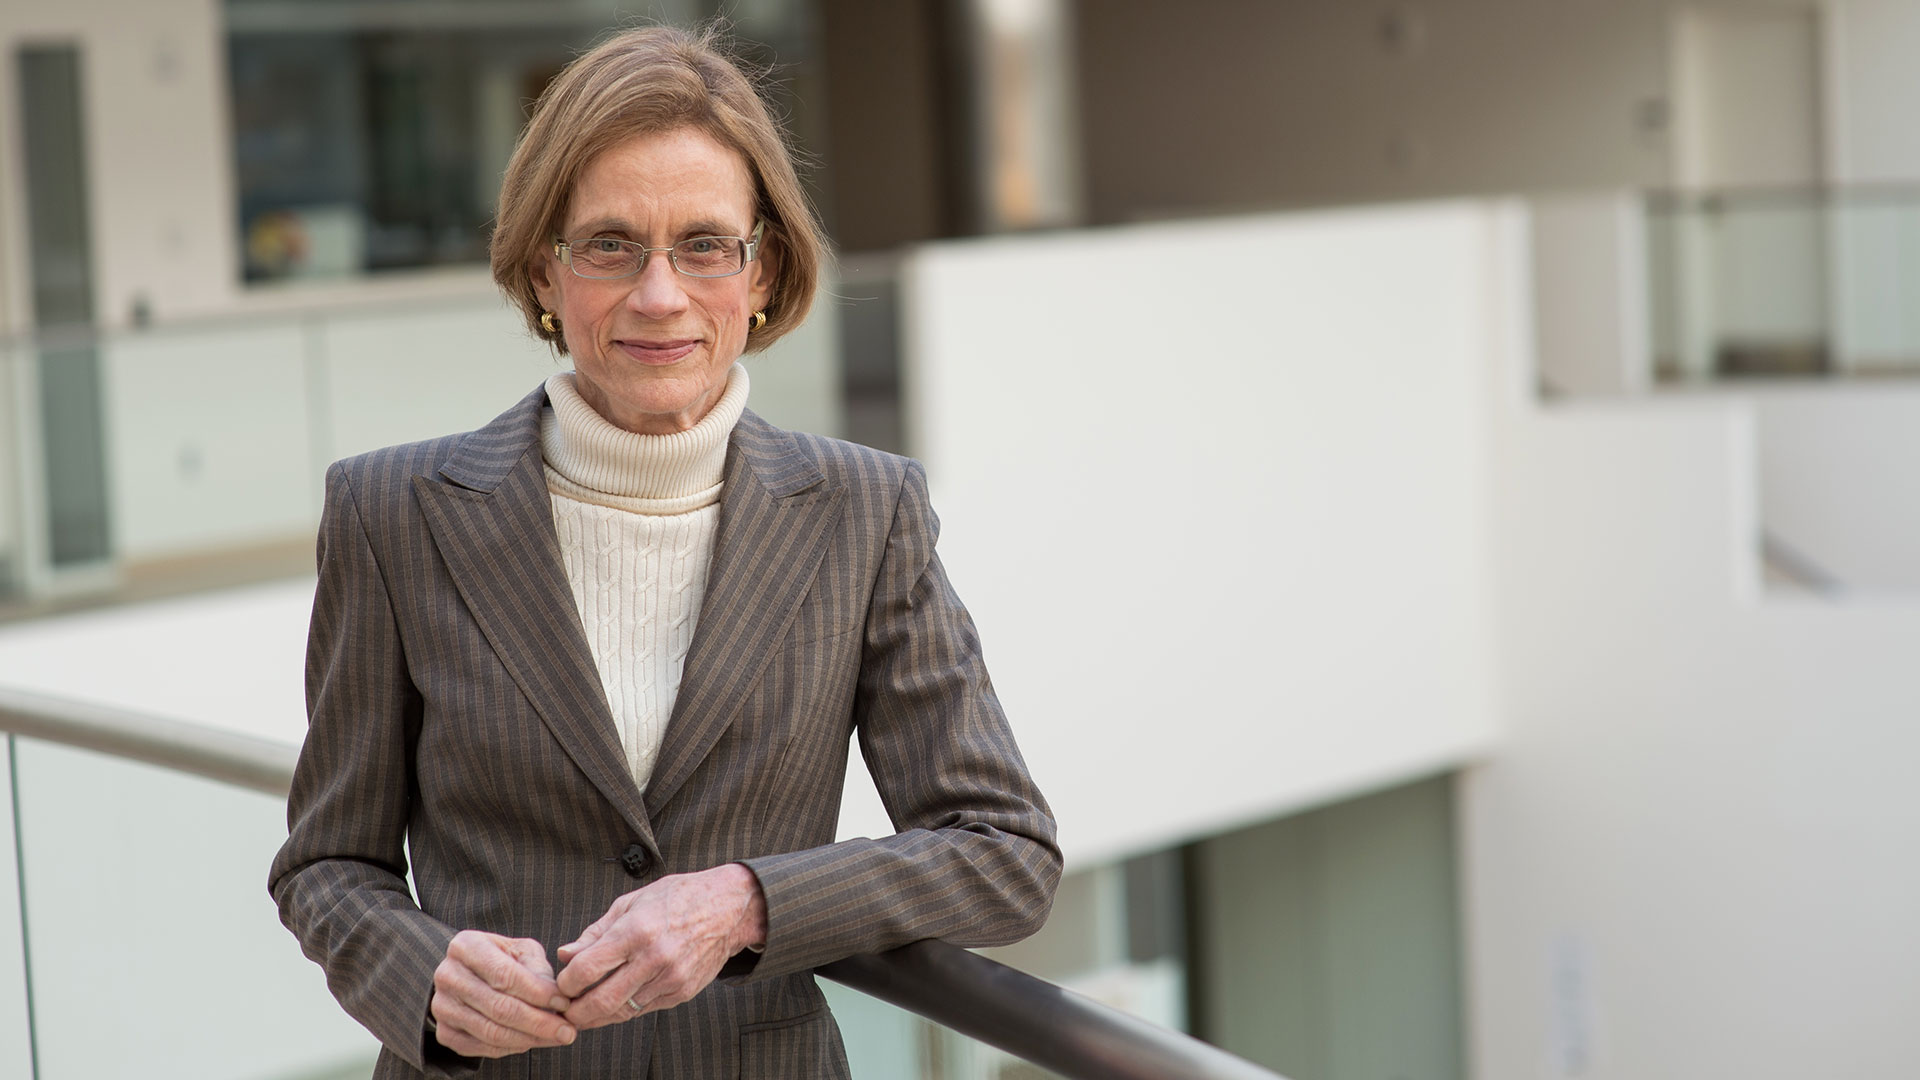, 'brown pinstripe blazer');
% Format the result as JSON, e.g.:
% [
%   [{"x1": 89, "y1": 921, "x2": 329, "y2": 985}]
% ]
[{"x1": 268, "y1": 383, "x2": 1060, "y2": 1079}]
